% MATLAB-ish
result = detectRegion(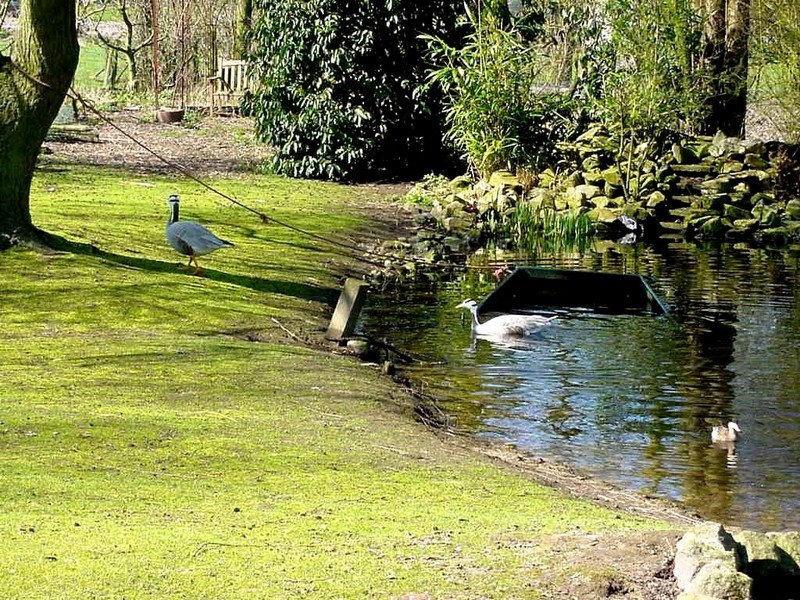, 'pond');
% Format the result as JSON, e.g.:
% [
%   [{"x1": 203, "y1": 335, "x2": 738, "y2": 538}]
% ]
[{"x1": 360, "y1": 240, "x2": 800, "y2": 532}]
